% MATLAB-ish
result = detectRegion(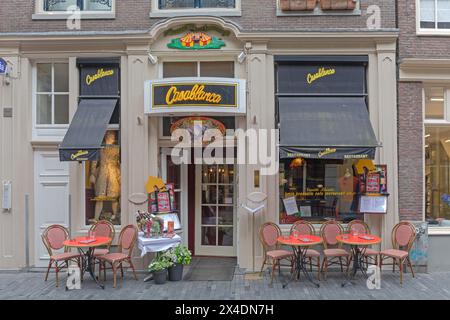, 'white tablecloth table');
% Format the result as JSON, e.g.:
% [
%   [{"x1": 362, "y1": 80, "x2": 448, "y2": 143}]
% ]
[{"x1": 137, "y1": 233, "x2": 182, "y2": 257}]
